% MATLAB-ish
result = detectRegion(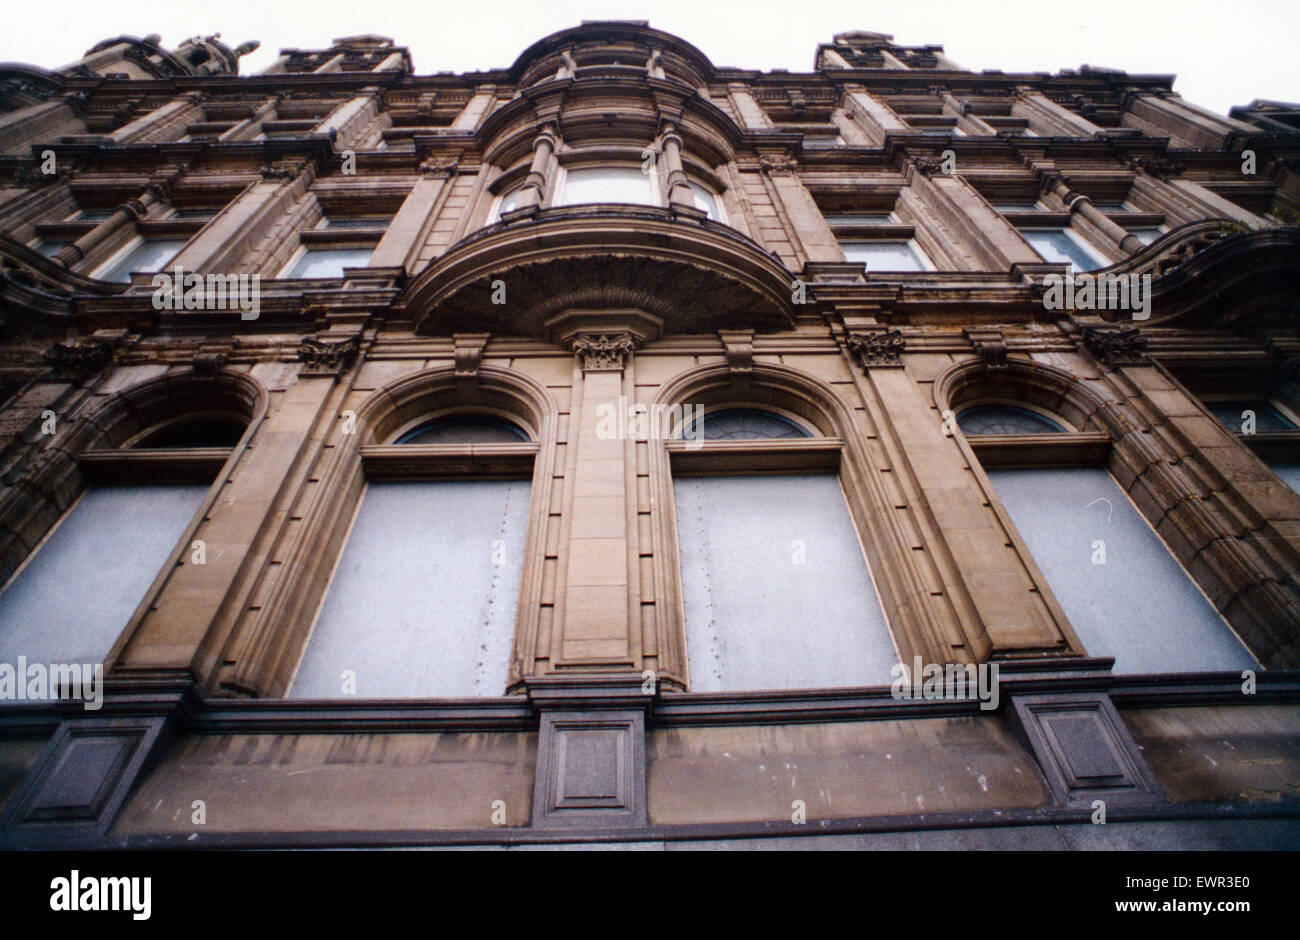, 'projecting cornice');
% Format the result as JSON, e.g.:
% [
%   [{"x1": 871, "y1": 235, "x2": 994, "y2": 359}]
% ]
[{"x1": 400, "y1": 204, "x2": 795, "y2": 338}]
